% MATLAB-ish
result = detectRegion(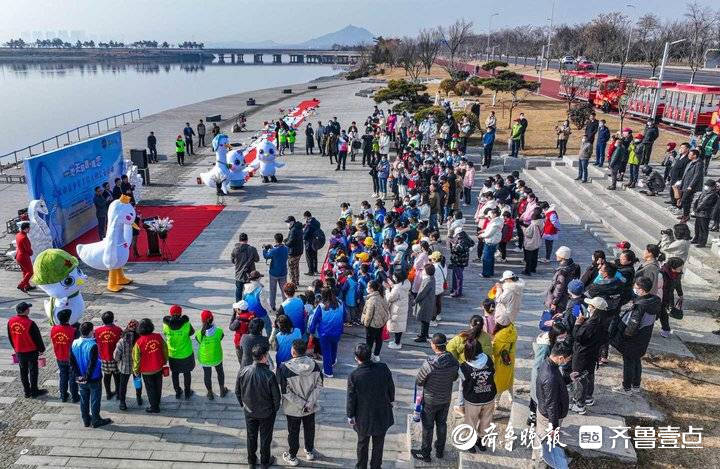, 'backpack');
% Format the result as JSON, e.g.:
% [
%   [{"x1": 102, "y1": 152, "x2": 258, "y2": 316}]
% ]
[
  {"x1": 396, "y1": 246, "x2": 412, "y2": 277},
  {"x1": 232, "y1": 311, "x2": 255, "y2": 346},
  {"x1": 312, "y1": 229, "x2": 326, "y2": 251}
]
